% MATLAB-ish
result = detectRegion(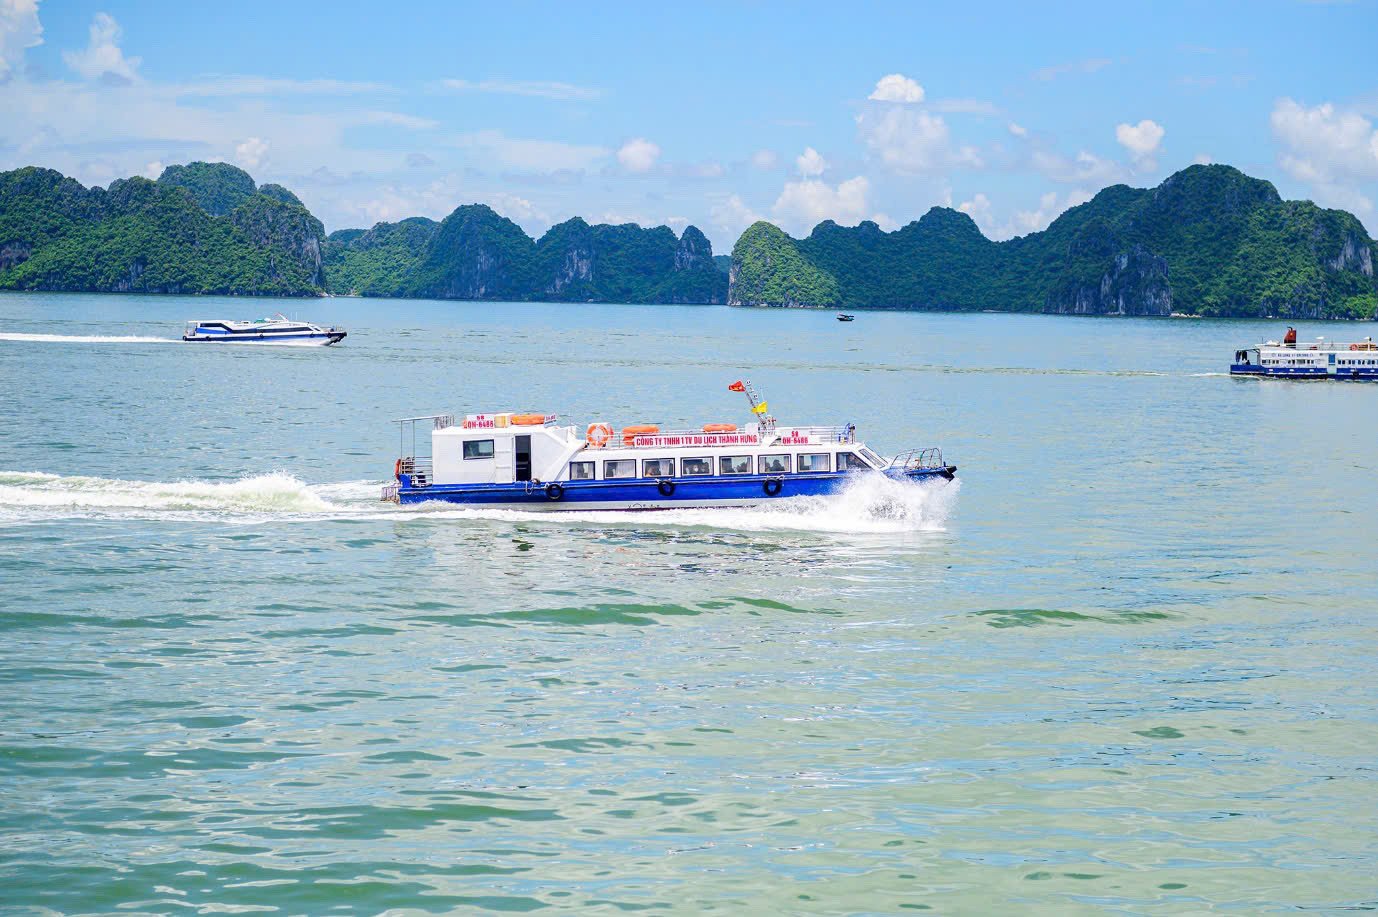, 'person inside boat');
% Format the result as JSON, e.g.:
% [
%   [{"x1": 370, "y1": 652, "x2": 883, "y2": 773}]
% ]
[{"x1": 1283, "y1": 327, "x2": 1297, "y2": 348}]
